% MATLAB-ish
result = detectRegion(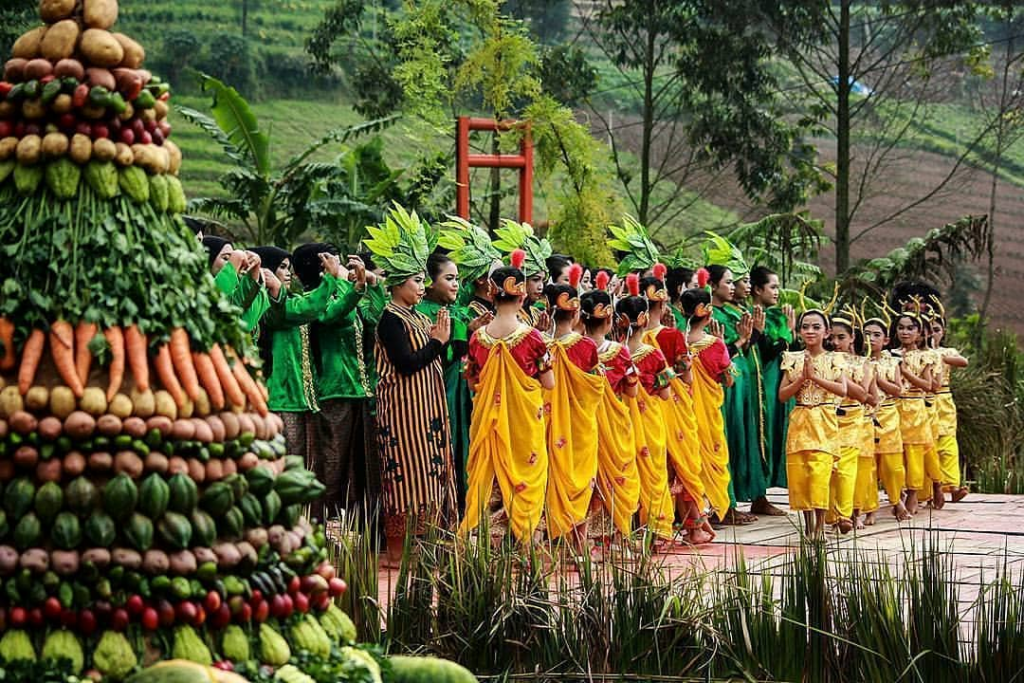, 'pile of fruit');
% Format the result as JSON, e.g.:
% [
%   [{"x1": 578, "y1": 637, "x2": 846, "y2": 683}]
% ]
[
  {"x1": 0, "y1": 2, "x2": 476, "y2": 682},
  {"x1": 0, "y1": 0, "x2": 182, "y2": 205}
]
